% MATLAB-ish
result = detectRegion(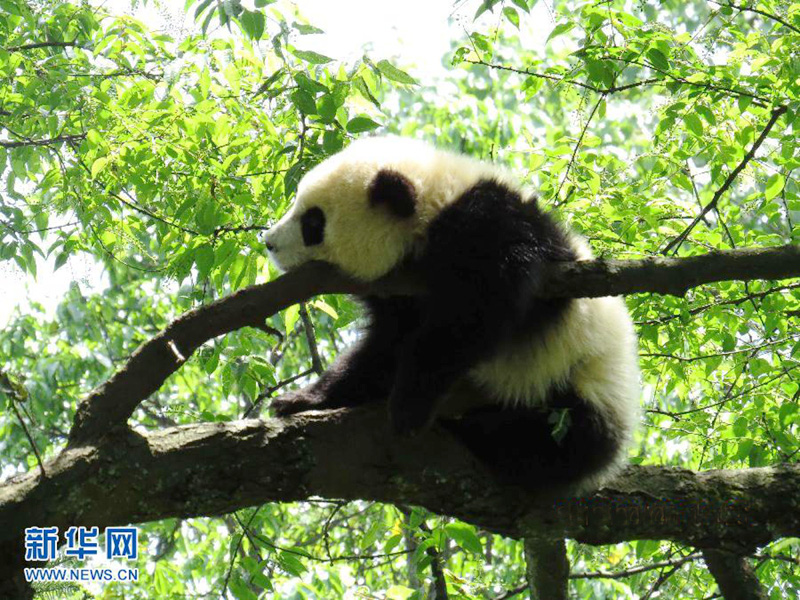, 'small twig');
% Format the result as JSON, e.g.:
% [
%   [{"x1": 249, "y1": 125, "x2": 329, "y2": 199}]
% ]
[
  {"x1": 707, "y1": 1, "x2": 800, "y2": 35},
  {"x1": 640, "y1": 333, "x2": 799, "y2": 363},
  {"x1": 754, "y1": 552, "x2": 800, "y2": 566},
  {"x1": 647, "y1": 365, "x2": 798, "y2": 420},
  {"x1": 572, "y1": 553, "x2": 702, "y2": 579},
  {"x1": 0, "y1": 133, "x2": 86, "y2": 148},
  {"x1": 492, "y1": 583, "x2": 527, "y2": 600},
  {"x1": 299, "y1": 303, "x2": 324, "y2": 375},
  {"x1": 5, "y1": 40, "x2": 84, "y2": 52},
  {"x1": 68, "y1": 145, "x2": 201, "y2": 236},
  {"x1": 636, "y1": 282, "x2": 800, "y2": 326},
  {"x1": 222, "y1": 507, "x2": 262, "y2": 596},
  {"x1": 166, "y1": 340, "x2": 186, "y2": 363},
  {"x1": 211, "y1": 224, "x2": 271, "y2": 239},
  {"x1": 494, "y1": 553, "x2": 702, "y2": 600},
  {"x1": 253, "y1": 322, "x2": 283, "y2": 340},
  {"x1": 235, "y1": 510, "x2": 411, "y2": 563},
  {"x1": 661, "y1": 105, "x2": 788, "y2": 255},
  {"x1": 699, "y1": 353, "x2": 754, "y2": 468},
  {"x1": 4, "y1": 390, "x2": 47, "y2": 478},
  {"x1": 555, "y1": 95, "x2": 605, "y2": 199},
  {"x1": 1, "y1": 219, "x2": 80, "y2": 236},
  {"x1": 322, "y1": 502, "x2": 345, "y2": 561},
  {"x1": 242, "y1": 368, "x2": 314, "y2": 418}
]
